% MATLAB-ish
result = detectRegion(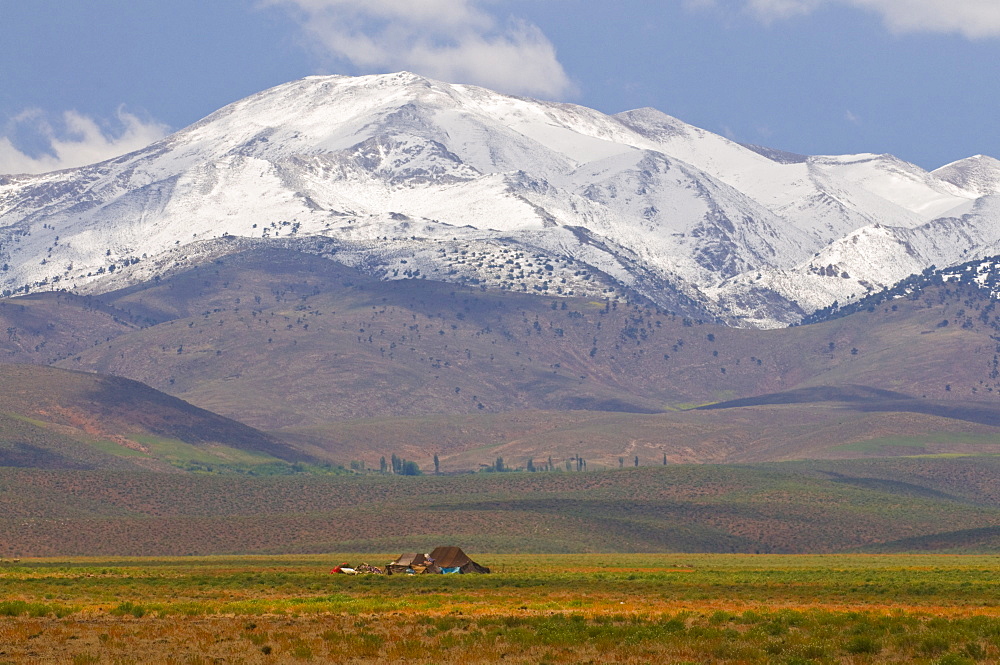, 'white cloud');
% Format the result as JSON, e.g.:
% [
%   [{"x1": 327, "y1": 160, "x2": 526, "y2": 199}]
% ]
[
  {"x1": 857, "y1": 0, "x2": 1000, "y2": 37},
  {"x1": 263, "y1": 0, "x2": 575, "y2": 98},
  {"x1": 0, "y1": 109, "x2": 169, "y2": 175},
  {"x1": 699, "y1": 0, "x2": 1000, "y2": 38},
  {"x1": 741, "y1": 0, "x2": 824, "y2": 20}
]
